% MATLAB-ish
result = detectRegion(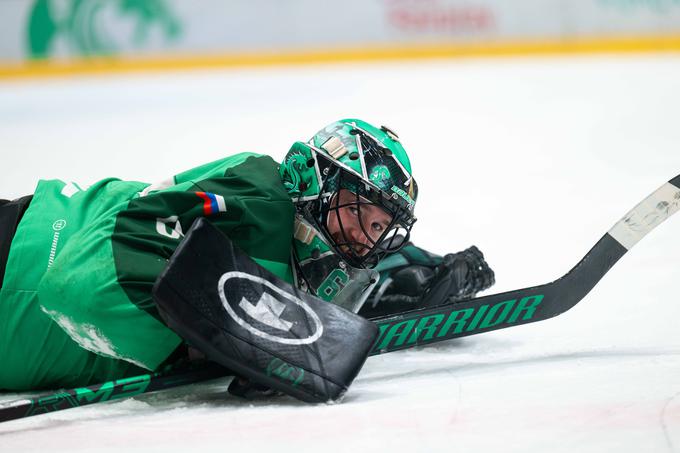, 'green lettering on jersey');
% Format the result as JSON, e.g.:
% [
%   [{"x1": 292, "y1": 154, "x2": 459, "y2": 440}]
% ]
[{"x1": 317, "y1": 269, "x2": 350, "y2": 302}]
